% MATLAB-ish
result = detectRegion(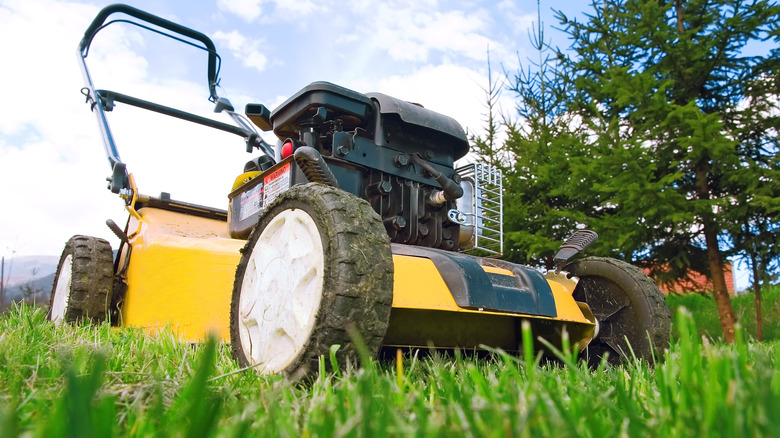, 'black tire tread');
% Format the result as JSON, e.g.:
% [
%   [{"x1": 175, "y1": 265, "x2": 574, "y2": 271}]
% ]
[
  {"x1": 565, "y1": 256, "x2": 671, "y2": 364},
  {"x1": 230, "y1": 183, "x2": 394, "y2": 377},
  {"x1": 48, "y1": 235, "x2": 113, "y2": 323}
]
